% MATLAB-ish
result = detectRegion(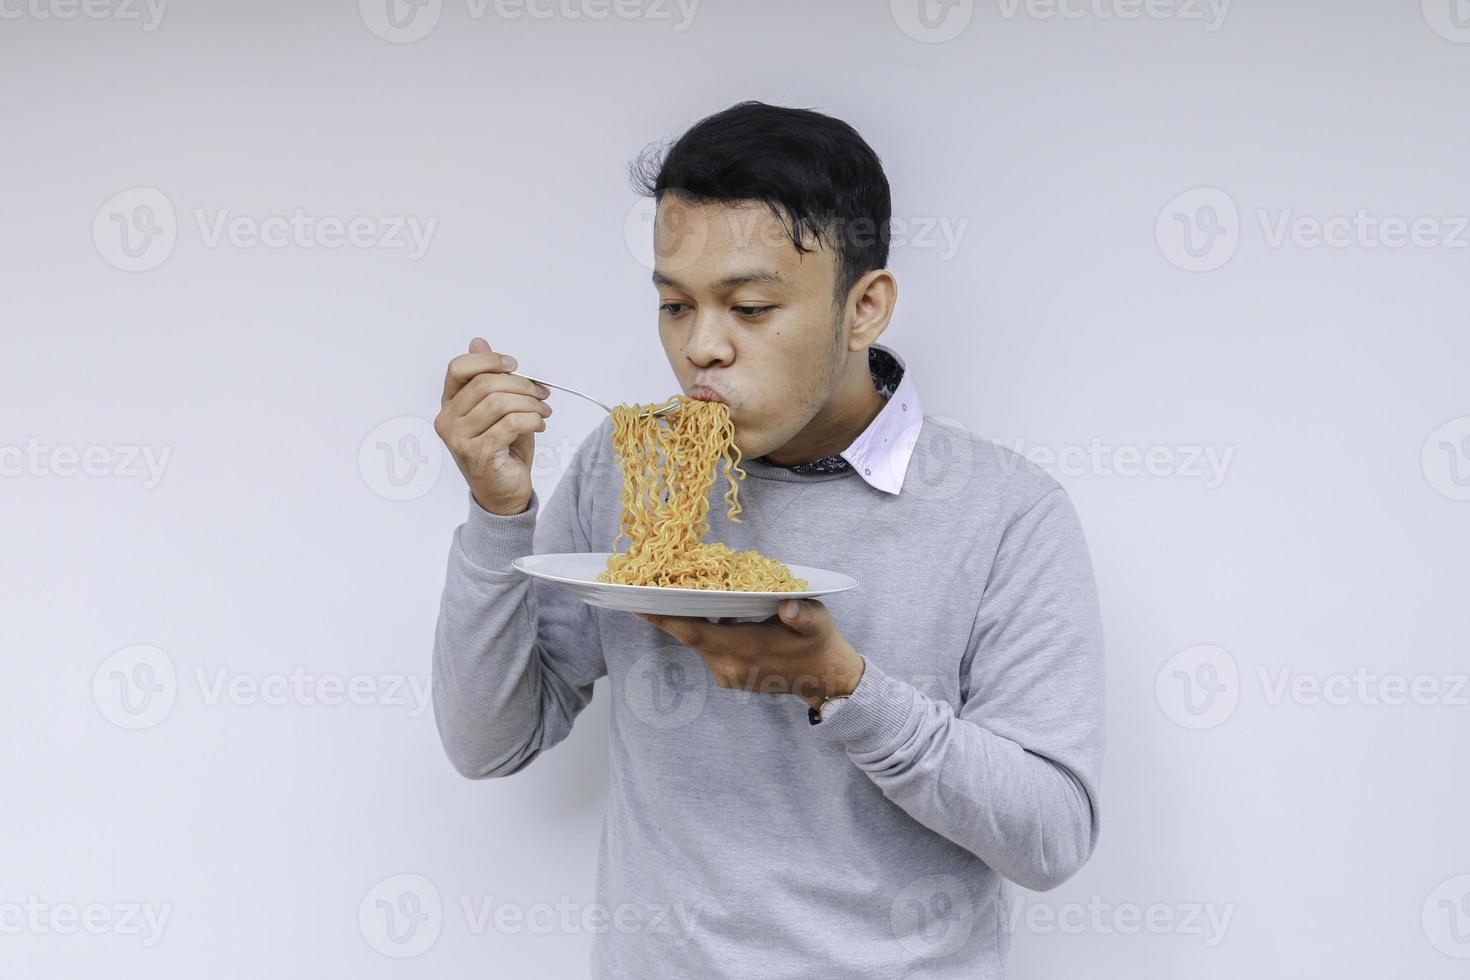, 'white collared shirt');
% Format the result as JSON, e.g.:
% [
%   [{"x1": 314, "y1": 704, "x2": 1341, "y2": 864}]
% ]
[{"x1": 840, "y1": 342, "x2": 924, "y2": 495}]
